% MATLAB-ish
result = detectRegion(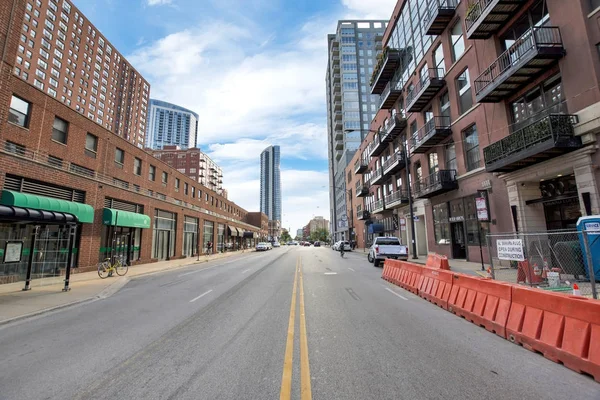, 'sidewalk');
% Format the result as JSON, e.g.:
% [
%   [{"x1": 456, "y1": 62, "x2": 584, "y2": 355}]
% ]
[{"x1": 0, "y1": 250, "x2": 253, "y2": 325}]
